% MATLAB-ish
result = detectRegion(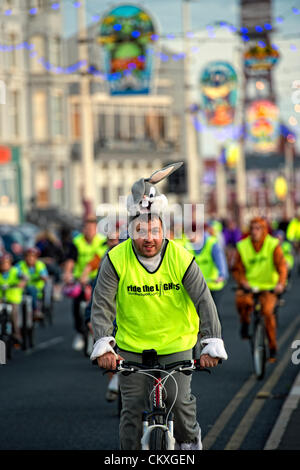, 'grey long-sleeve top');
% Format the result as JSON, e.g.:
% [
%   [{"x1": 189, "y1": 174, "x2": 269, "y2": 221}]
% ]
[{"x1": 91, "y1": 239, "x2": 222, "y2": 343}]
